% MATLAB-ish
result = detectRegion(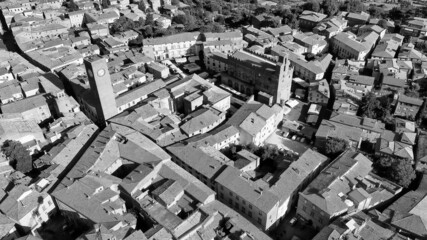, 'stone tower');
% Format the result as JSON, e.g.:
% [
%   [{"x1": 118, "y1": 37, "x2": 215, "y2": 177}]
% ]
[{"x1": 84, "y1": 55, "x2": 117, "y2": 126}]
